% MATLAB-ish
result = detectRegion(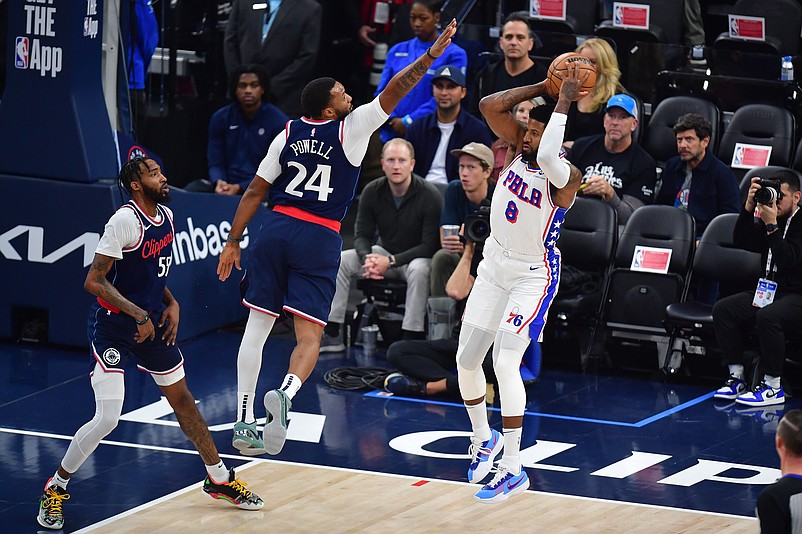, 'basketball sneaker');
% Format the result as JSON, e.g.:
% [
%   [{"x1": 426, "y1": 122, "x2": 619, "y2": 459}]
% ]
[
  {"x1": 319, "y1": 332, "x2": 345, "y2": 353},
  {"x1": 37, "y1": 479, "x2": 70, "y2": 530},
  {"x1": 202, "y1": 469, "x2": 264, "y2": 510},
  {"x1": 232, "y1": 421, "x2": 266, "y2": 456},
  {"x1": 467, "y1": 429, "x2": 504, "y2": 483},
  {"x1": 713, "y1": 376, "x2": 747, "y2": 400},
  {"x1": 735, "y1": 382, "x2": 785, "y2": 407},
  {"x1": 384, "y1": 372, "x2": 426, "y2": 397},
  {"x1": 474, "y1": 464, "x2": 530, "y2": 504},
  {"x1": 263, "y1": 389, "x2": 291, "y2": 455}
]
